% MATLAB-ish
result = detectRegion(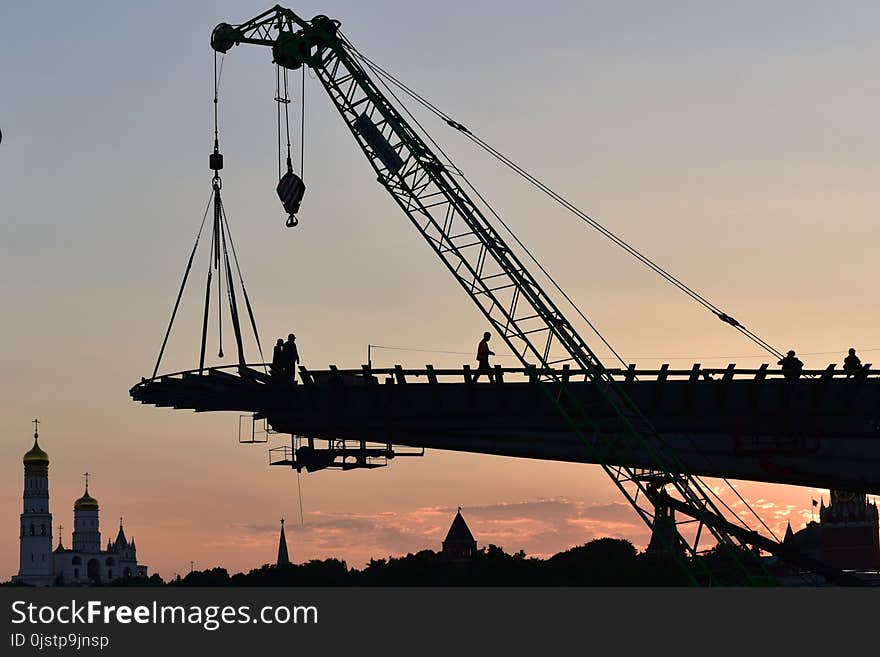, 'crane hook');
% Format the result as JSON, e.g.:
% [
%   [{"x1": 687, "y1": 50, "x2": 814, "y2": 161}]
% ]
[{"x1": 277, "y1": 170, "x2": 305, "y2": 229}]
